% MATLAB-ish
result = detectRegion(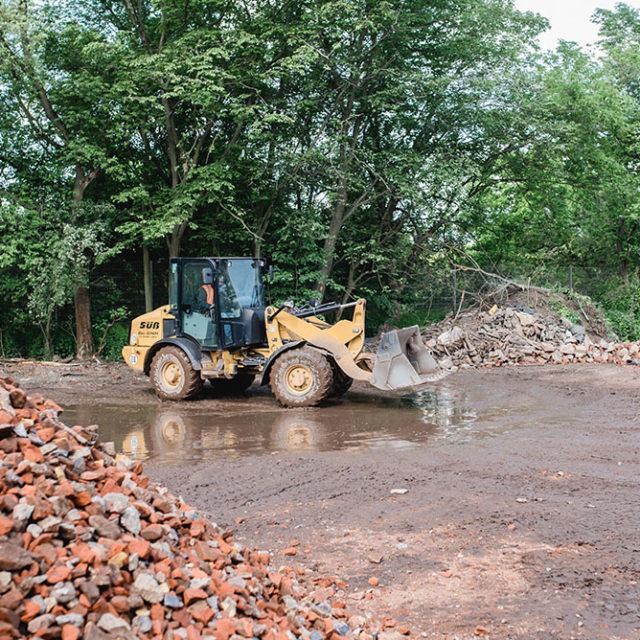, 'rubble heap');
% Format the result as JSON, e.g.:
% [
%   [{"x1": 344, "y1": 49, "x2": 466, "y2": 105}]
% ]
[
  {"x1": 422, "y1": 298, "x2": 638, "y2": 371},
  {"x1": 0, "y1": 376, "x2": 379, "y2": 640}
]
